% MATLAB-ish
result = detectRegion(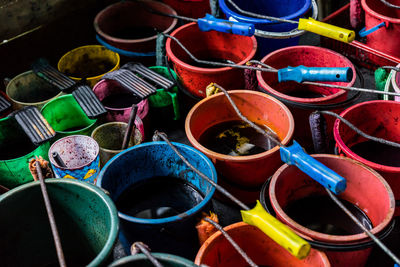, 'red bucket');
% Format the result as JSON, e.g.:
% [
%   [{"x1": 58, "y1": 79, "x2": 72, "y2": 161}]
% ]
[
  {"x1": 257, "y1": 46, "x2": 356, "y2": 151},
  {"x1": 334, "y1": 100, "x2": 400, "y2": 215}
]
